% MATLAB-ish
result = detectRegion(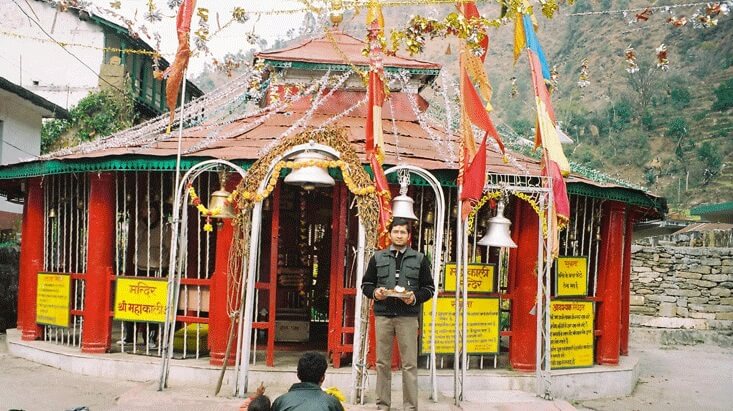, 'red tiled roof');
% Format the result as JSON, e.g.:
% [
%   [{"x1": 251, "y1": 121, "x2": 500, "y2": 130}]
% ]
[{"x1": 257, "y1": 31, "x2": 441, "y2": 71}]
